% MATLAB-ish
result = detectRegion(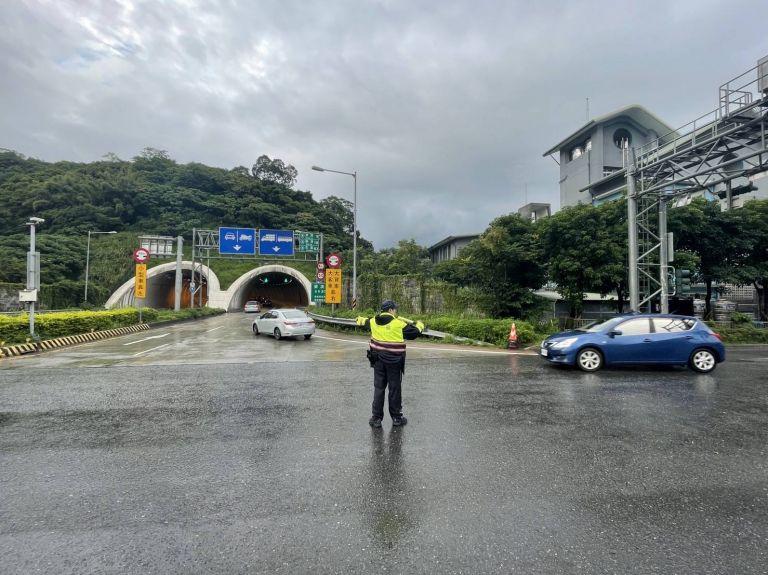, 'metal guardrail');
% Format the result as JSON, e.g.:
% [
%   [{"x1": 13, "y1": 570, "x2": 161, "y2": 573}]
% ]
[{"x1": 306, "y1": 312, "x2": 491, "y2": 345}]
